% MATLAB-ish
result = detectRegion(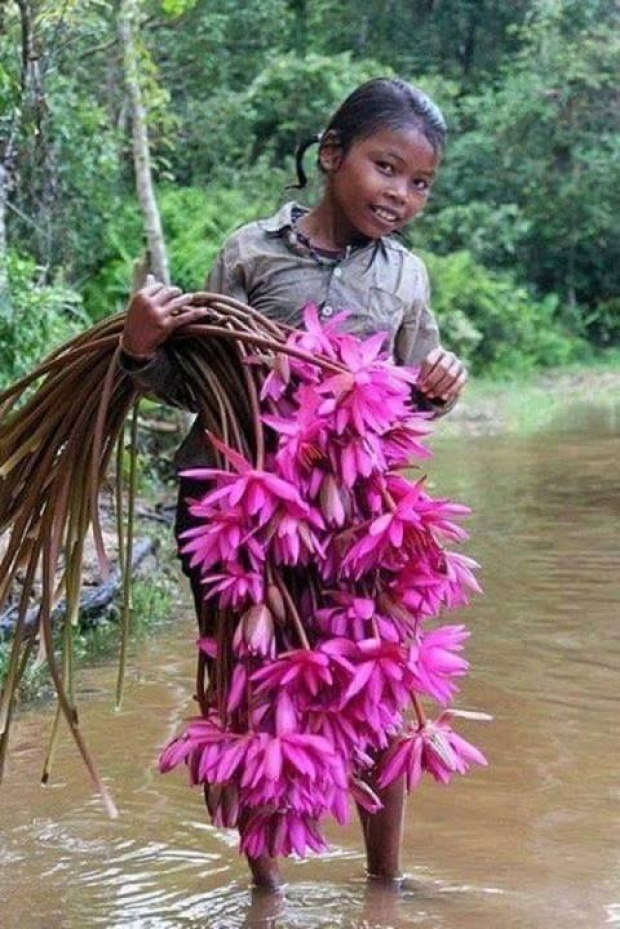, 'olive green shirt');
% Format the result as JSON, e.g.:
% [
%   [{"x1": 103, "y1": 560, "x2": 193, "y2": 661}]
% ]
[
  {"x1": 205, "y1": 202, "x2": 439, "y2": 365},
  {"x1": 124, "y1": 202, "x2": 443, "y2": 468}
]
